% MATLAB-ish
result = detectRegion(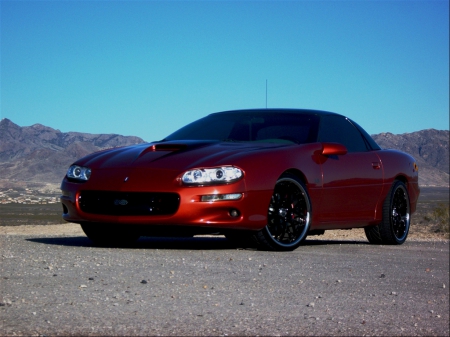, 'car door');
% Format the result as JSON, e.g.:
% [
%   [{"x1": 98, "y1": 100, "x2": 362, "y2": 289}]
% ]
[{"x1": 317, "y1": 115, "x2": 383, "y2": 224}]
